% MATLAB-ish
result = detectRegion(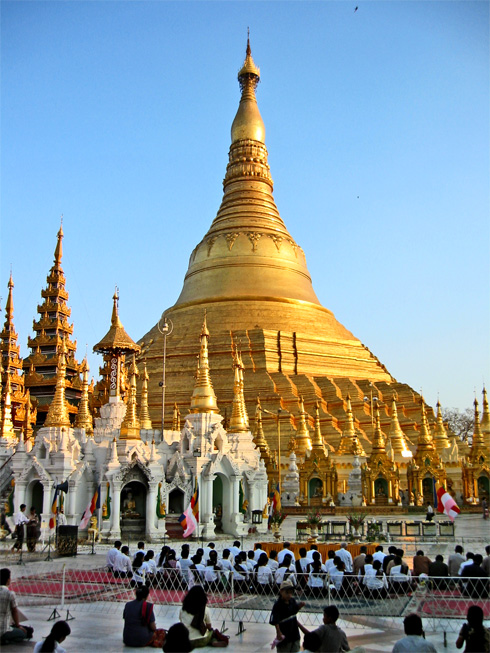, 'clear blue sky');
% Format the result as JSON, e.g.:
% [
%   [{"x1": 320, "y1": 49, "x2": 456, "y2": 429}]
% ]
[{"x1": 1, "y1": 1, "x2": 488, "y2": 412}]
